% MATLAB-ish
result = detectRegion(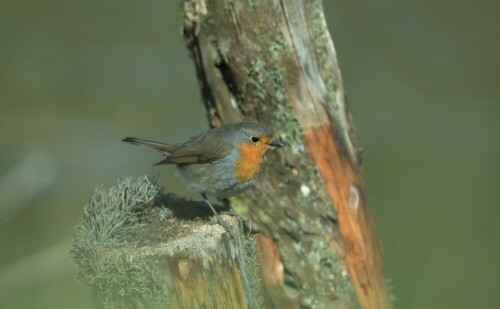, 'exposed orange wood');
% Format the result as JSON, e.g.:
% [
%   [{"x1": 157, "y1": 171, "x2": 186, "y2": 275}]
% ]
[
  {"x1": 256, "y1": 235, "x2": 299, "y2": 309},
  {"x1": 304, "y1": 123, "x2": 392, "y2": 309}
]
